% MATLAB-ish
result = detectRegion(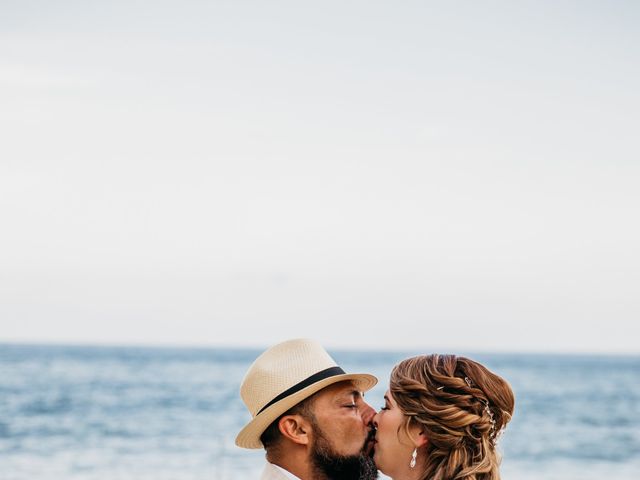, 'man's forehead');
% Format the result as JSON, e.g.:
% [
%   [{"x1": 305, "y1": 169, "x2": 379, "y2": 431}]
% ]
[{"x1": 319, "y1": 381, "x2": 361, "y2": 399}]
